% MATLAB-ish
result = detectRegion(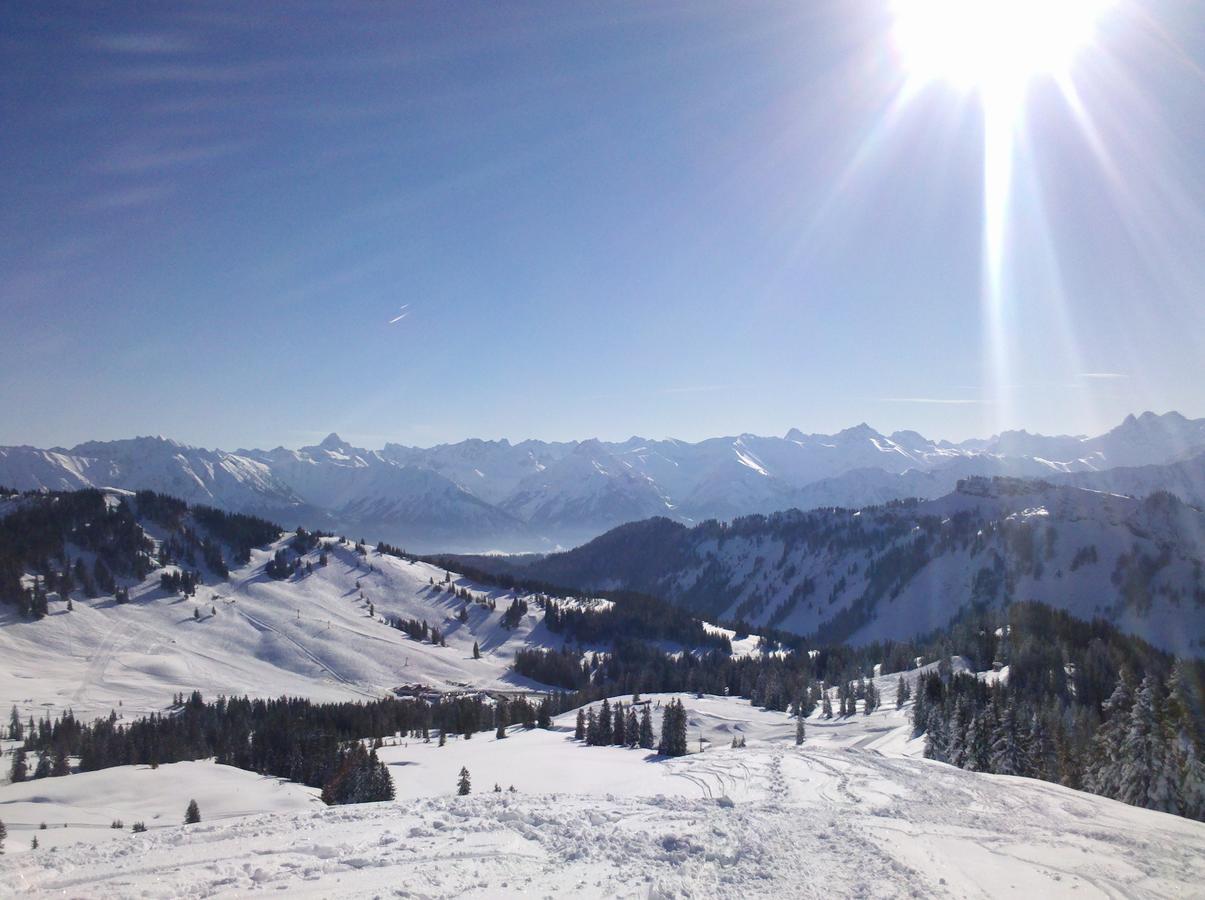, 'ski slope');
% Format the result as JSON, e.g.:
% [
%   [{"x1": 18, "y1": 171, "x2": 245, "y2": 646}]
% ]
[
  {"x1": 2, "y1": 689, "x2": 1201, "y2": 898},
  {"x1": 0, "y1": 537, "x2": 572, "y2": 724}
]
